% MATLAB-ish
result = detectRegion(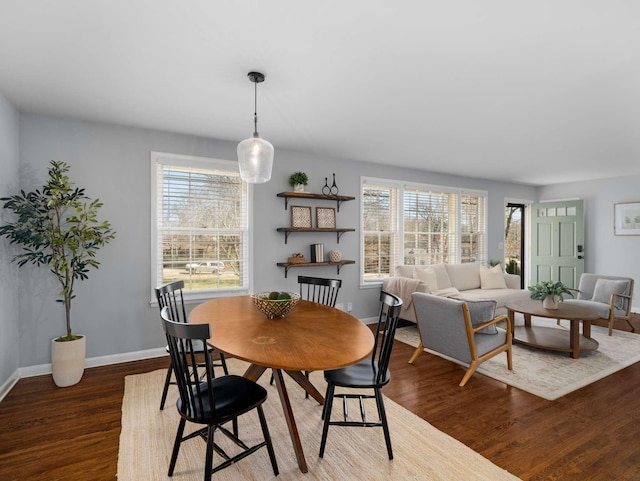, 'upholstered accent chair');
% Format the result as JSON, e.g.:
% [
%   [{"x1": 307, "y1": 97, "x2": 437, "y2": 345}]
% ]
[
  {"x1": 561, "y1": 274, "x2": 635, "y2": 336},
  {"x1": 409, "y1": 292, "x2": 512, "y2": 387}
]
